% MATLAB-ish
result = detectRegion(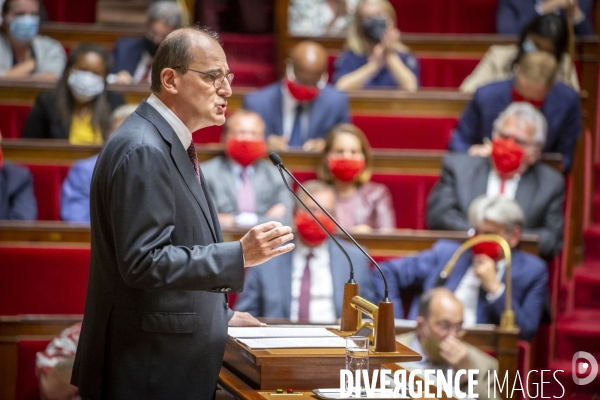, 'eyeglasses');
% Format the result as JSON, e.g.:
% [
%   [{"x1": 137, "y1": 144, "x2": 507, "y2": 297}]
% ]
[
  {"x1": 435, "y1": 321, "x2": 465, "y2": 337},
  {"x1": 173, "y1": 66, "x2": 234, "y2": 89}
]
